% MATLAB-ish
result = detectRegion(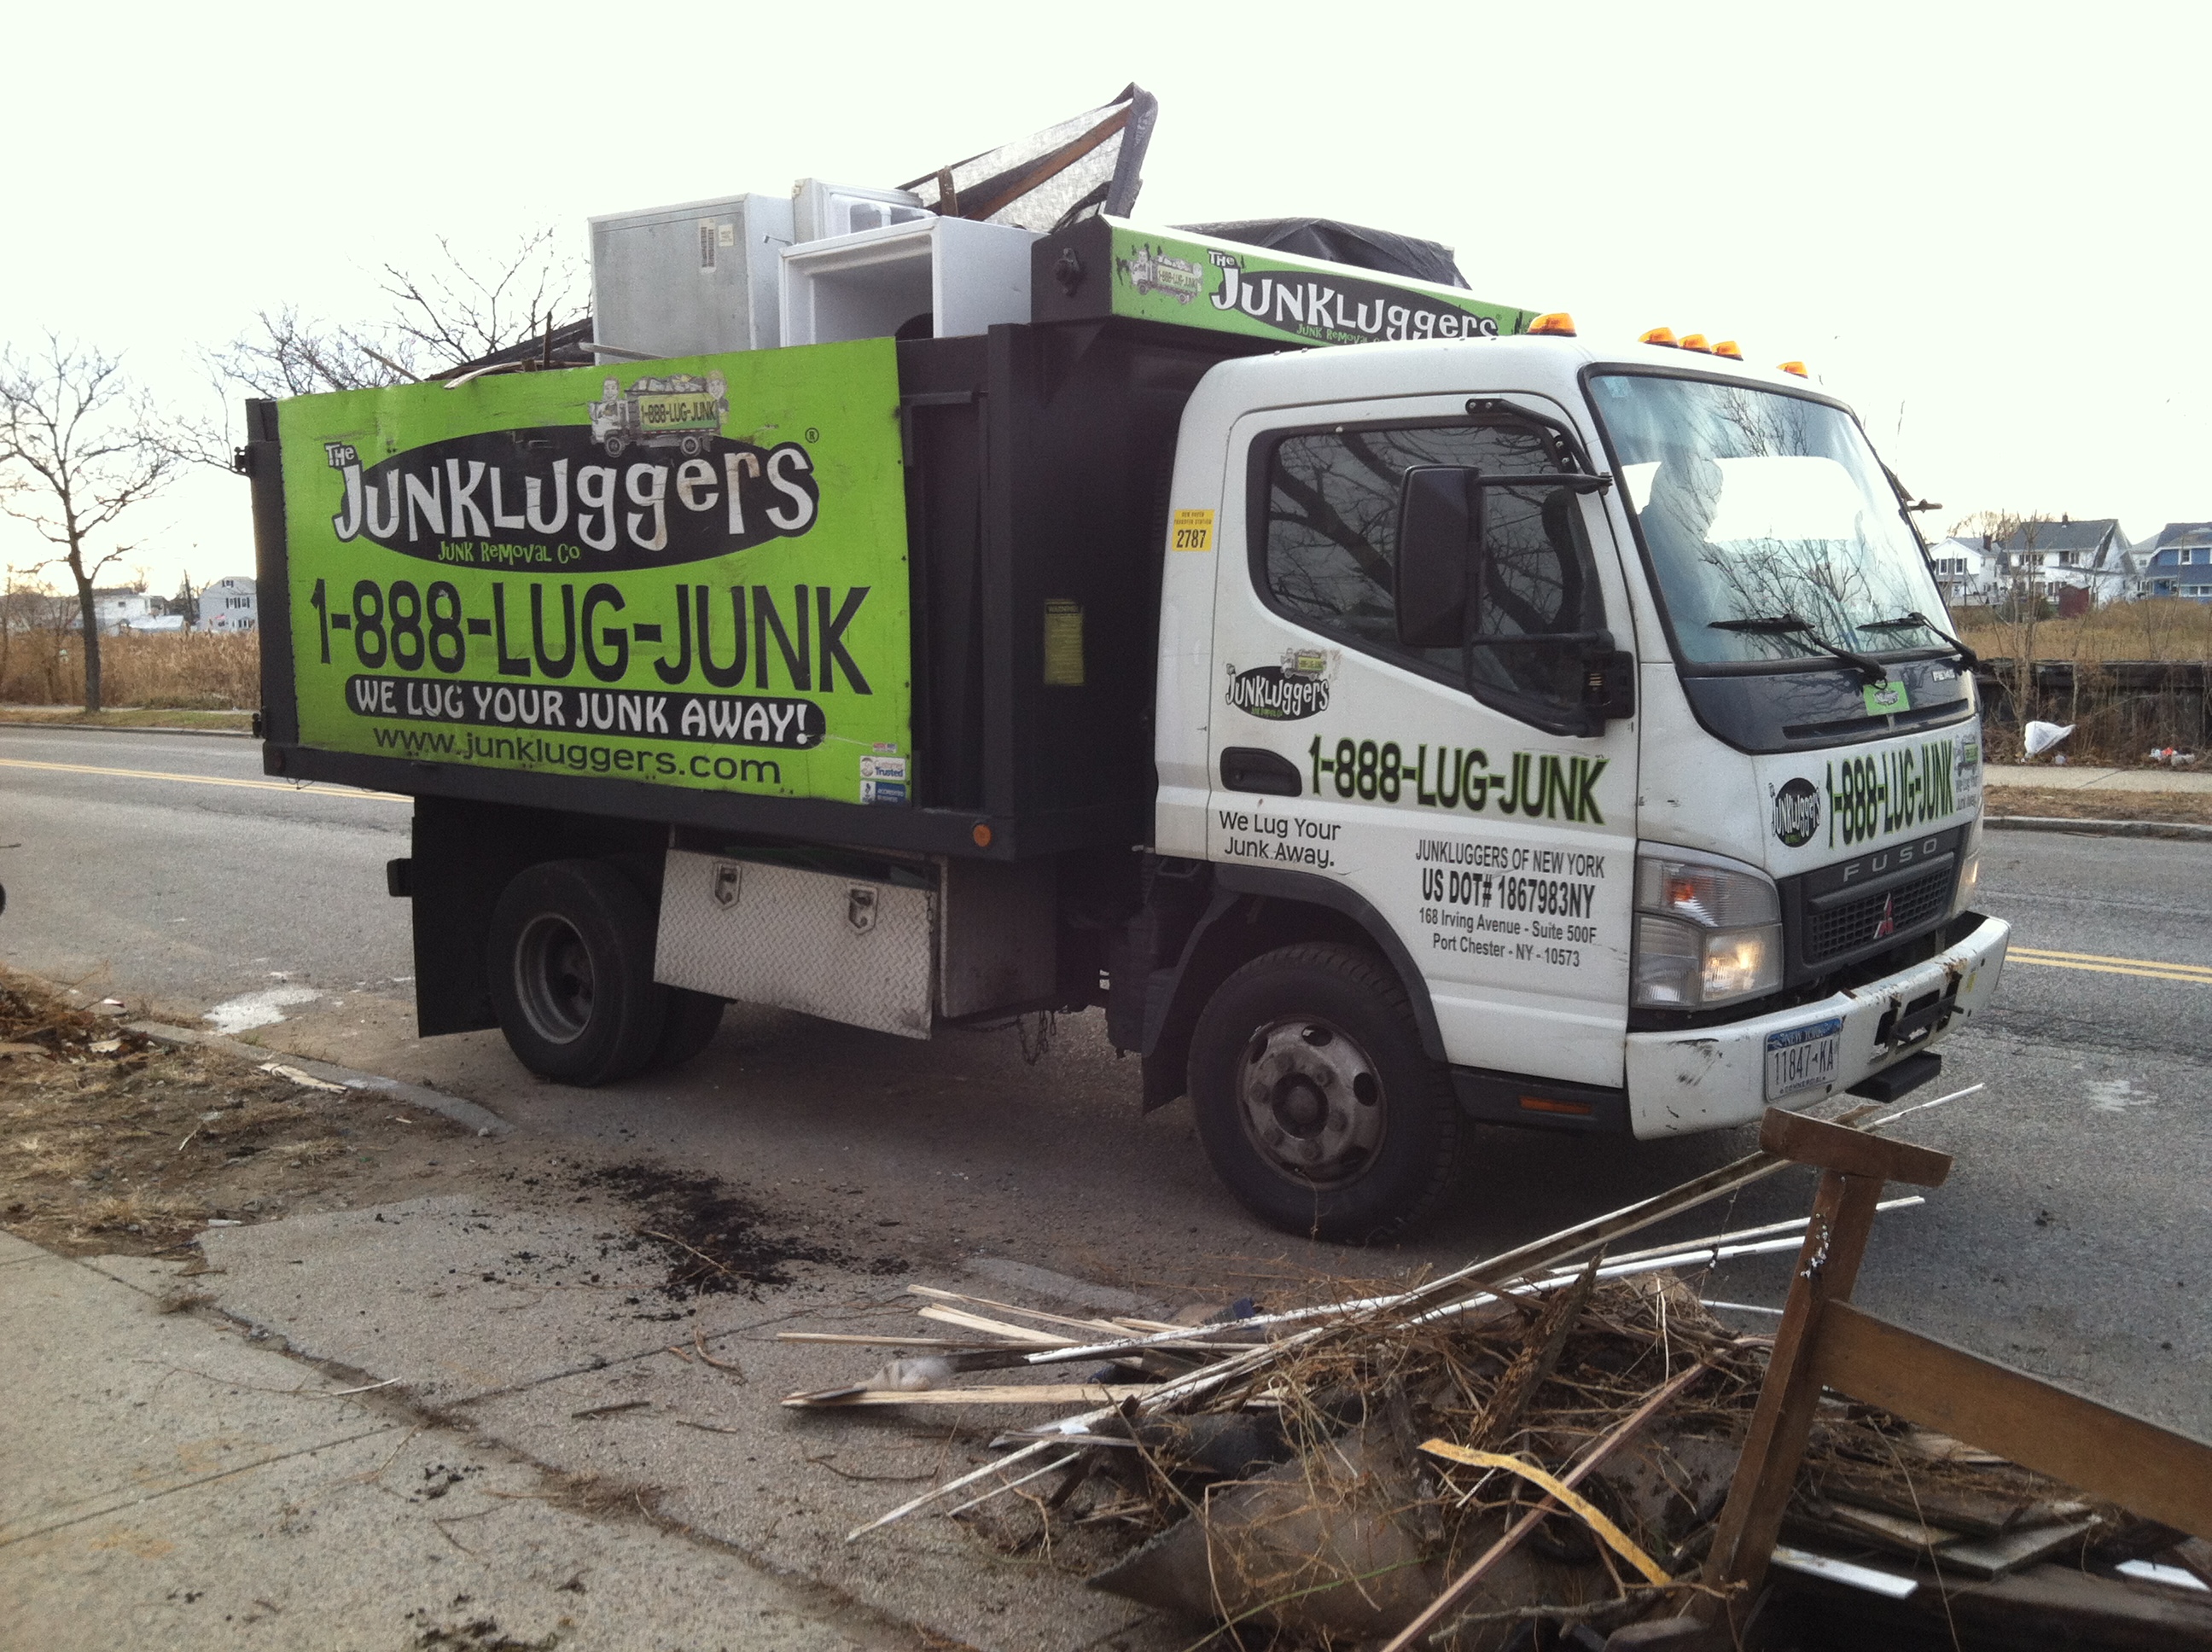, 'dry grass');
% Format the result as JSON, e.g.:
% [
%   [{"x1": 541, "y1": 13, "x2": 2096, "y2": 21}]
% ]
[
  {"x1": 1956, "y1": 597, "x2": 2212, "y2": 665},
  {"x1": 1983, "y1": 786, "x2": 2212, "y2": 825},
  {"x1": 0, "y1": 629, "x2": 260, "y2": 709},
  {"x1": 0, "y1": 966, "x2": 469, "y2": 1256}
]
